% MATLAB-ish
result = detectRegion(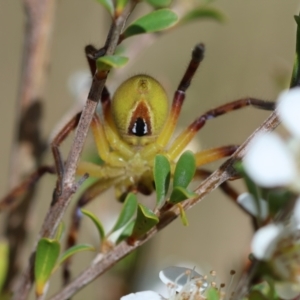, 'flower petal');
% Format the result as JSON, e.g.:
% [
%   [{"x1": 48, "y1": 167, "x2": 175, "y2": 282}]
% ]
[
  {"x1": 275, "y1": 282, "x2": 300, "y2": 300},
  {"x1": 244, "y1": 133, "x2": 297, "y2": 187},
  {"x1": 159, "y1": 266, "x2": 204, "y2": 292},
  {"x1": 251, "y1": 224, "x2": 283, "y2": 260},
  {"x1": 237, "y1": 193, "x2": 269, "y2": 220},
  {"x1": 120, "y1": 291, "x2": 163, "y2": 300},
  {"x1": 277, "y1": 88, "x2": 300, "y2": 138}
]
